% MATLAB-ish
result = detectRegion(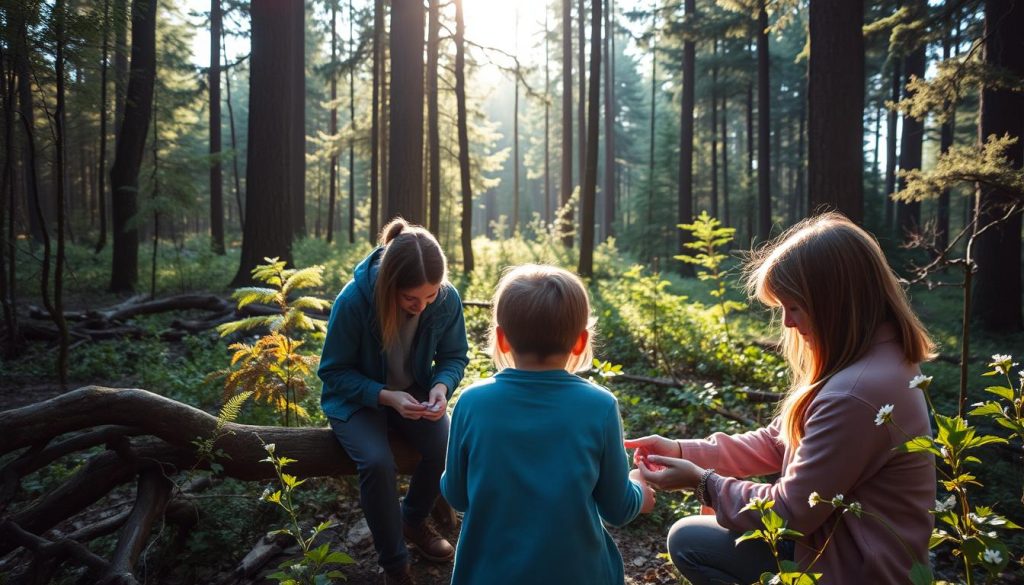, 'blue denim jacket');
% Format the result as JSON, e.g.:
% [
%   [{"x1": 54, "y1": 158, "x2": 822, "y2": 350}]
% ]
[{"x1": 318, "y1": 247, "x2": 470, "y2": 421}]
